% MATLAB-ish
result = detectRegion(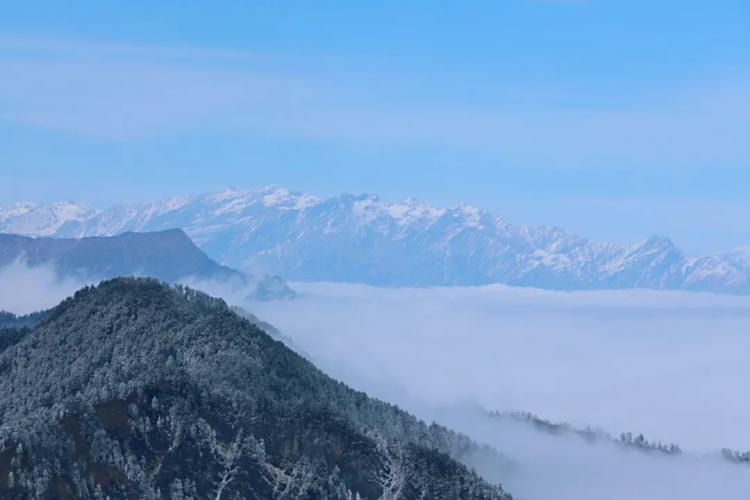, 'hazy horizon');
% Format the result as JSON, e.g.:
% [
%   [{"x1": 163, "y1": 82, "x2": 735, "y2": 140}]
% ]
[
  {"x1": 2, "y1": 1, "x2": 749, "y2": 255},
  {"x1": 3, "y1": 183, "x2": 750, "y2": 258}
]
